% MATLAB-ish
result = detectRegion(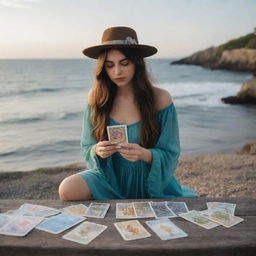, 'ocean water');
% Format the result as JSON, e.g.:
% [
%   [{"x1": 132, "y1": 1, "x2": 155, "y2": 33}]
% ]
[{"x1": 0, "y1": 59, "x2": 255, "y2": 172}]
